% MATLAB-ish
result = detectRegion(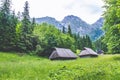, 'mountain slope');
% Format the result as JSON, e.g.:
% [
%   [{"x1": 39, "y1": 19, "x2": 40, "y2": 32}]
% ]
[
  {"x1": 61, "y1": 15, "x2": 90, "y2": 35},
  {"x1": 90, "y1": 18, "x2": 104, "y2": 40},
  {"x1": 35, "y1": 16, "x2": 63, "y2": 30},
  {"x1": 35, "y1": 15, "x2": 104, "y2": 40}
]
